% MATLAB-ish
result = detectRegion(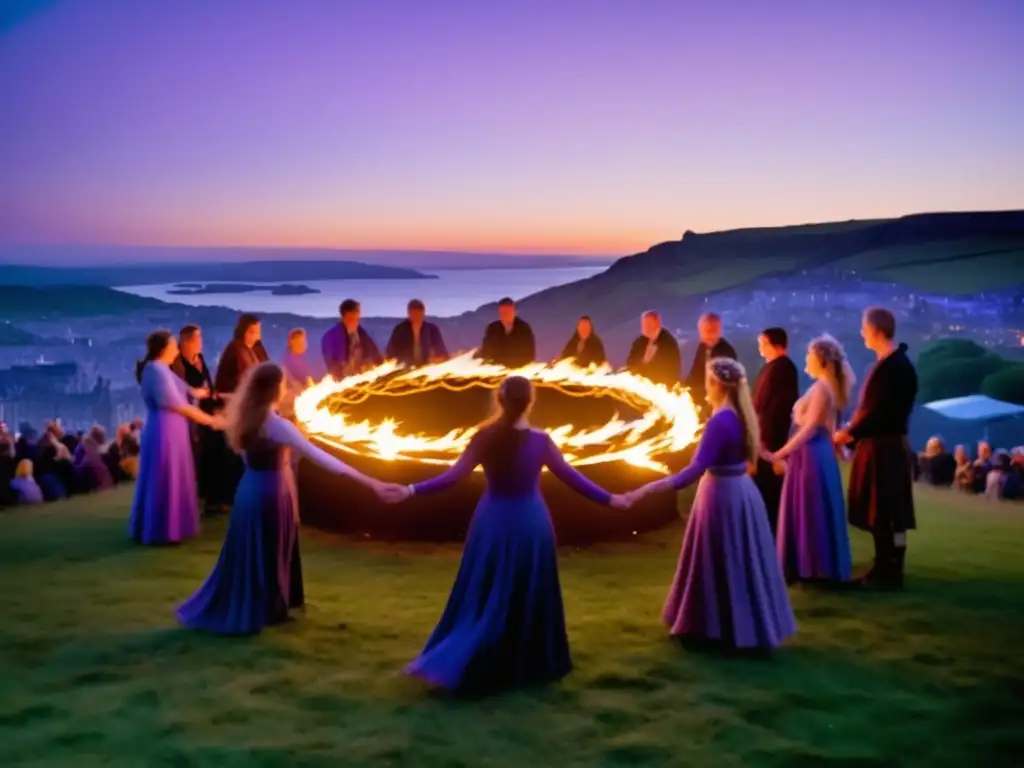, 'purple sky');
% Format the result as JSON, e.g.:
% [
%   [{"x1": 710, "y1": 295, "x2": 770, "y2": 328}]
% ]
[{"x1": 1, "y1": 0, "x2": 1021, "y2": 257}]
